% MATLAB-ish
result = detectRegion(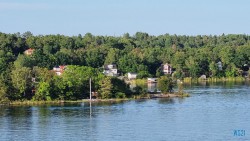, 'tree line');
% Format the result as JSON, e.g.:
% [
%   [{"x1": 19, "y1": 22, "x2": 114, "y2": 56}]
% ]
[{"x1": 0, "y1": 31, "x2": 250, "y2": 102}]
